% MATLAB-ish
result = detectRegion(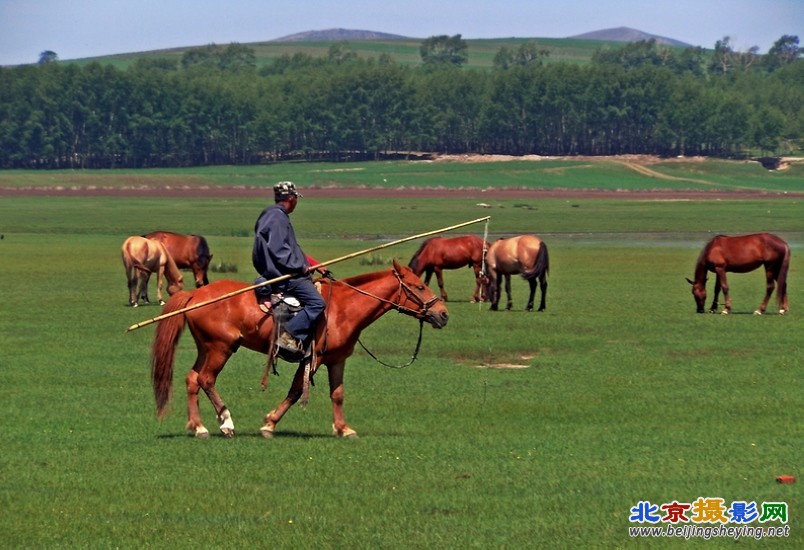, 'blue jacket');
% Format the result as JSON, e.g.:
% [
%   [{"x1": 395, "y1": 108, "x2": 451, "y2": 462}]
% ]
[{"x1": 252, "y1": 203, "x2": 309, "y2": 280}]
